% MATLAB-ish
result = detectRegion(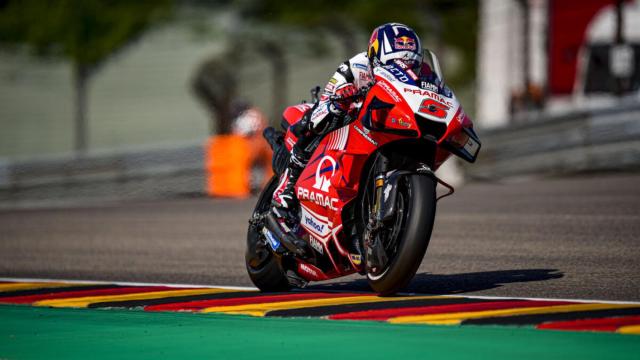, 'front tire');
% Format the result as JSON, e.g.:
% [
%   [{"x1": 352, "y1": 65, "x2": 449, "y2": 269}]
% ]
[
  {"x1": 245, "y1": 176, "x2": 290, "y2": 291},
  {"x1": 367, "y1": 174, "x2": 437, "y2": 295}
]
